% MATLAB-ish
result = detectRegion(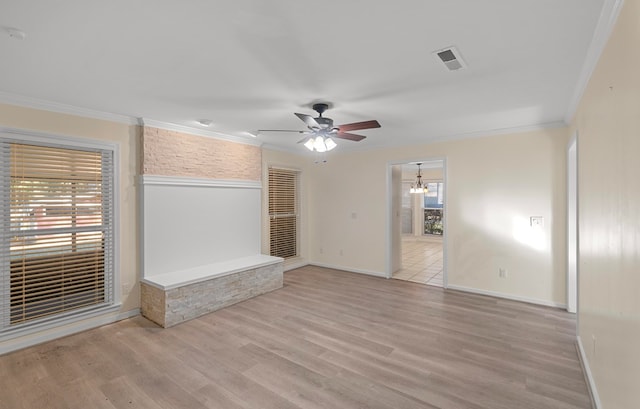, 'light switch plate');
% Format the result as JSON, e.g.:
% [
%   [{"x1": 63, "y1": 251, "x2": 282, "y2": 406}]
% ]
[{"x1": 530, "y1": 216, "x2": 544, "y2": 227}]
